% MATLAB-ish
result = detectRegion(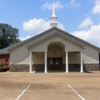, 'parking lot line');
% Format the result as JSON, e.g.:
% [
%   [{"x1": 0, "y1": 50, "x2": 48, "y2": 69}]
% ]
[
  {"x1": 68, "y1": 84, "x2": 85, "y2": 100},
  {"x1": 15, "y1": 84, "x2": 31, "y2": 100}
]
